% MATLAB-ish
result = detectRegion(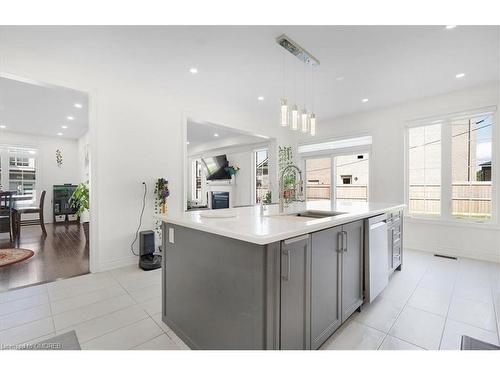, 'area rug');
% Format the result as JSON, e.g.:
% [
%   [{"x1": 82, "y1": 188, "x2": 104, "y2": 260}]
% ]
[{"x1": 0, "y1": 248, "x2": 34, "y2": 267}]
